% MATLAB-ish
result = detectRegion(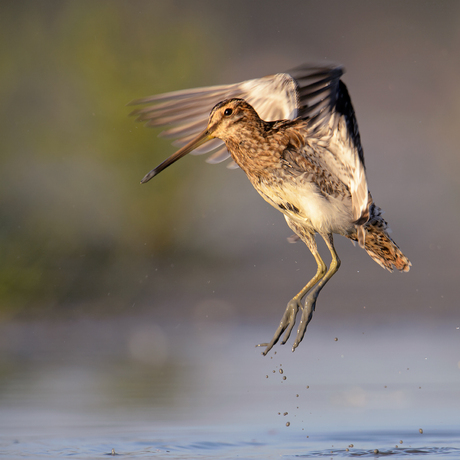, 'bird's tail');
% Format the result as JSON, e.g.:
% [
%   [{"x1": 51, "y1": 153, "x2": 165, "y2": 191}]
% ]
[{"x1": 348, "y1": 203, "x2": 411, "y2": 273}]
